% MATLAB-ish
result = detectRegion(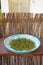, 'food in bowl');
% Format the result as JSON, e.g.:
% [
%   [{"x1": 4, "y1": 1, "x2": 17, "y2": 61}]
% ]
[{"x1": 10, "y1": 38, "x2": 35, "y2": 51}]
